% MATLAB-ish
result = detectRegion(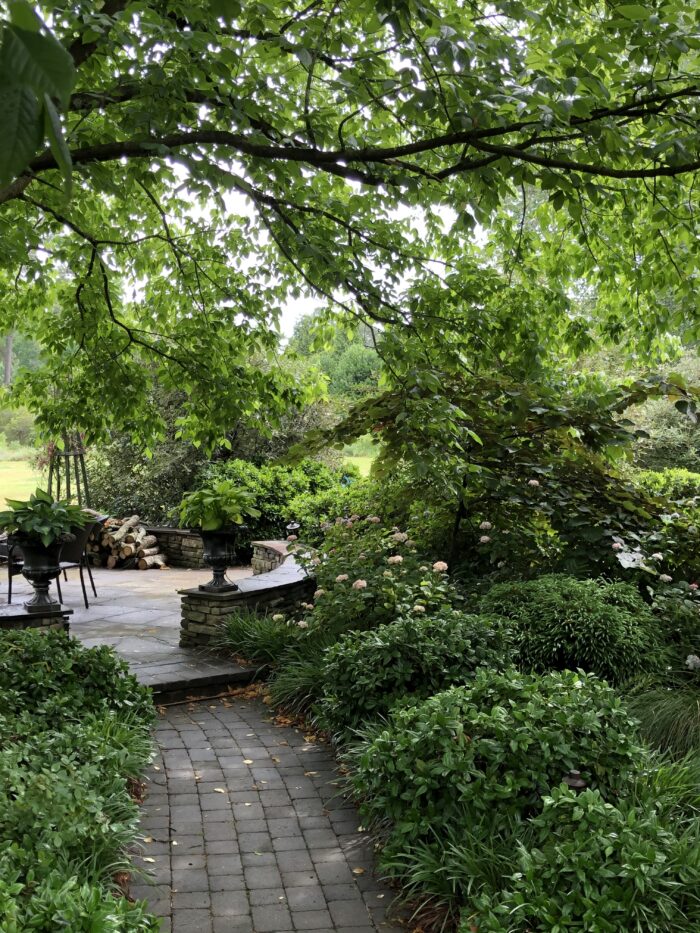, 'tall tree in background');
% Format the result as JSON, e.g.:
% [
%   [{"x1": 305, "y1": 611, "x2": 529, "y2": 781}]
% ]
[
  {"x1": 0, "y1": 0, "x2": 698, "y2": 444},
  {"x1": 2, "y1": 333, "x2": 12, "y2": 386}
]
